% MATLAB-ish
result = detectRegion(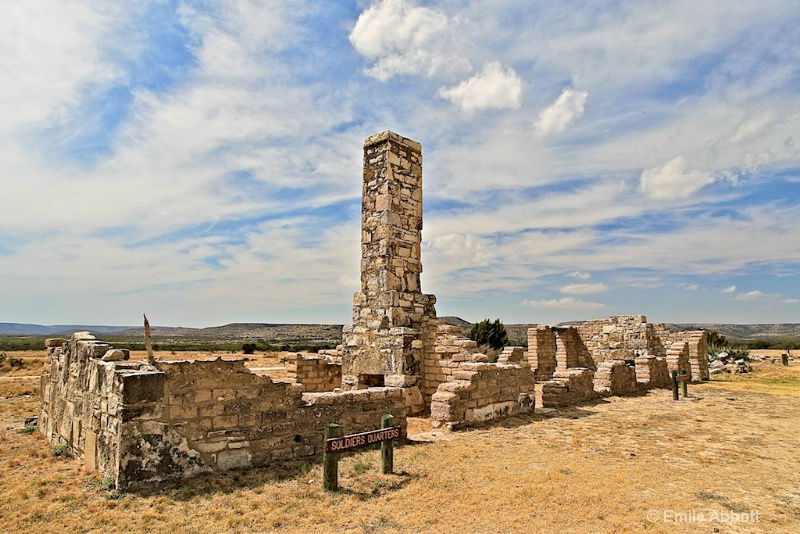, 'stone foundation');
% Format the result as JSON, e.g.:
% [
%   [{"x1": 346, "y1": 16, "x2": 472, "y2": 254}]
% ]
[
  {"x1": 40, "y1": 334, "x2": 406, "y2": 490},
  {"x1": 430, "y1": 362, "x2": 536, "y2": 429}
]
